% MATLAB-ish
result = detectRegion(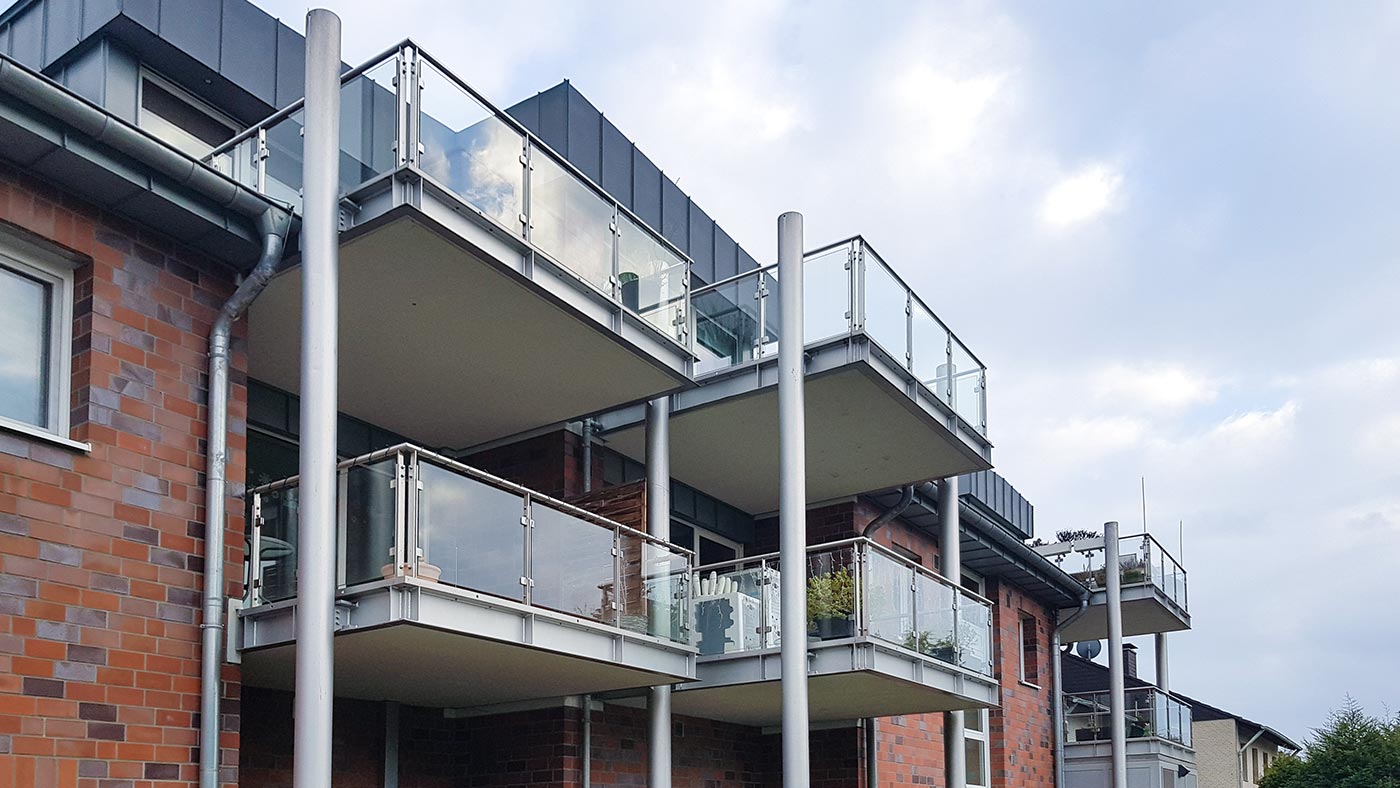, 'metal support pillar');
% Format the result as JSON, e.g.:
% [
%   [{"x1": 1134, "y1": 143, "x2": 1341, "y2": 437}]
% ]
[
  {"x1": 939, "y1": 478, "x2": 965, "y2": 788},
  {"x1": 294, "y1": 10, "x2": 340, "y2": 788},
  {"x1": 777, "y1": 212, "x2": 810, "y2": 788},
  {"x1": 646, "y1": 398, "x2": 672, "y2": 788},
  {"x1": 1106, "y1": 520, "x2": 1128, "y2": 788},
  {"x1": 1155, "y1": 632, "x2": 1170, "y2": 692},
  {"x1": 383, "y1": 702, "x2": 400, "y2": 788}
]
